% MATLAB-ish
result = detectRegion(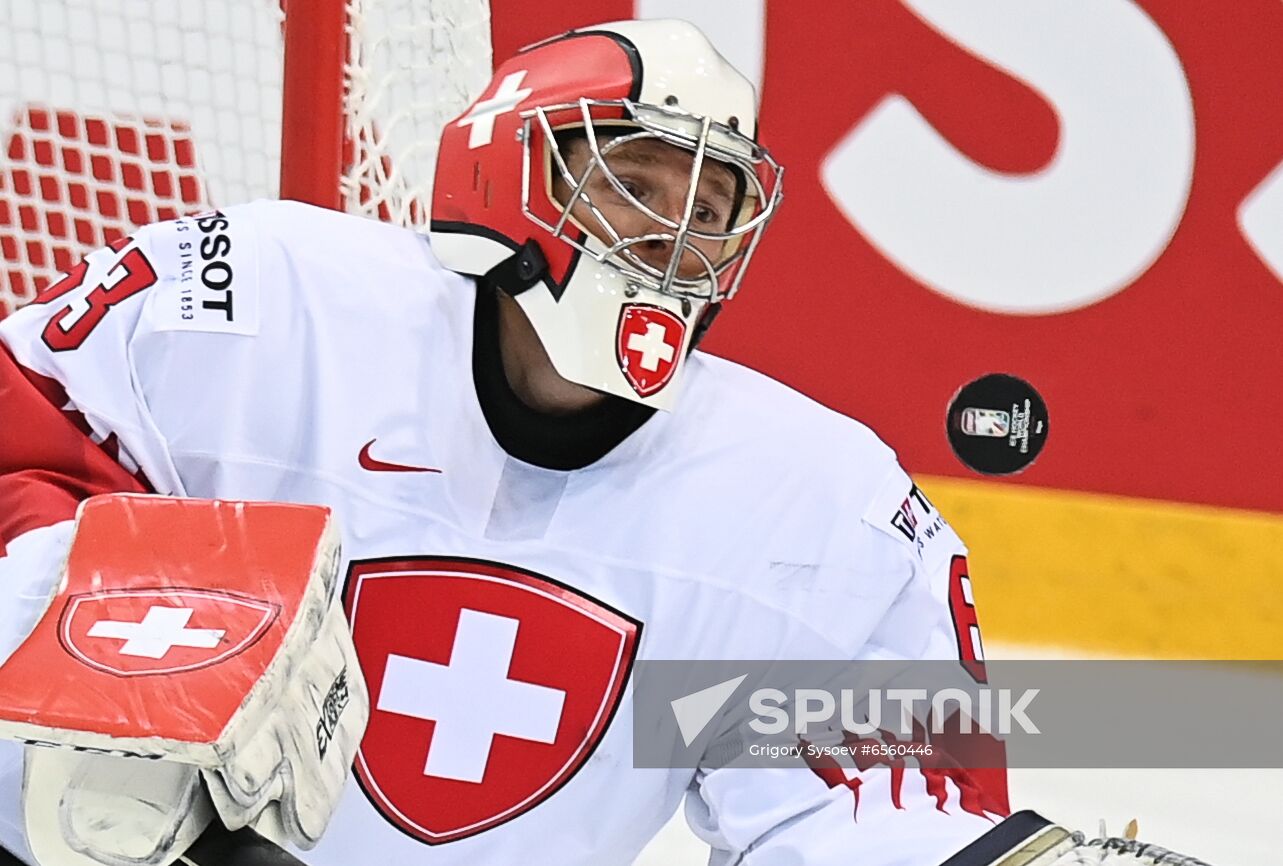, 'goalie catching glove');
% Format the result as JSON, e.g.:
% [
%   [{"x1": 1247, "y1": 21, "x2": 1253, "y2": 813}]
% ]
[
  {"x1": 945, "y1": 810, "x2": 1213, "y2": 866},
  {"x1": 0, "y1": 494, "x2": 369, "y2": 866}
]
